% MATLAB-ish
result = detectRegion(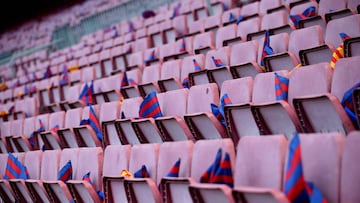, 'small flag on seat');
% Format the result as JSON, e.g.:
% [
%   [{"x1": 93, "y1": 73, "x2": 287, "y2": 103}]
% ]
[
  {"x1": 284, "y1": 133, "x2": 309, "y2": 203},
  {"x1": 305, "y1": 182, "x2": 329, "y2": 203},
  {"x1": 57, "y1": 160, "x2": 72, "y2": 182},
  {"x1": 211, "y1": 152, "x2": 233, "y2": 188},
  {"x1": 211, "y1": 94, "x2": 232, "y2": 128},
  {"x1": 134, "y1": 165, "x2": 150, "y2": 178},
  {"x1": 200, "y1": 148, "x2": 222, "y2": 183},
  {"x1": 229, "y1": 13, "x2": 236, "y2": 22},
  {"x1": 28, "y1": 119, "x2": 46, "y2": 148},
  {"x1": 145, "y1": 50, "x2": 156, "y2": 63},
  {"x1": 193, "y1": 59, "x2": 202, "y2": 72},
  {"x1": 236, "y1": 15, "x2": 245, "y2": 25},
  {"x1": 211, "y1": 56, "x2": 226, "y2": 67},
  {"x1": 274, "y1": 72, "x2": 289, "y2": 101},
  {"x1": 139, "y1": 92, "x2": 163, "y2": 118},
  {"x1": 341, "y1": 82, "x2": 360, "y2": 128},
  {"x1": 51, "y1": 125, "x2": 60, "y2": 134},
  {"x1": 260, "y1": 31, "x2": 274, "y2": 71},
  {"x1": 82, "y1": 171, "x2": 105, "y2": 200},
  {"x1": 330, "y1": 33, "x2": 351, "y2": 69},
  {"x1": 4, "y1": 153, "x2": 29, "y2": 180},
  {"x1": 290, "y1": 6, "x2": 316, "y2": 28},
  {"x1": 179, "y1": 38, "x2": 186, "y2": 52},
  {"x1": 59, "y1": 65, "x2": 69, "y2": 86},
  {"x1": 166, "y1": 158, "x2": 181, "y2": 177},
  {"x1": 43, "y1": 66, "x2": 52, "y2": 79},
  {"x1": 79, "y1": 81, "x2": 94, "y2": 106},
  {"x1": 120, "y1": 72, "x2": 137, "y2": 88},
  {"x1": 171, "y1": 3, "x2": 181, "y2": 19}
]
